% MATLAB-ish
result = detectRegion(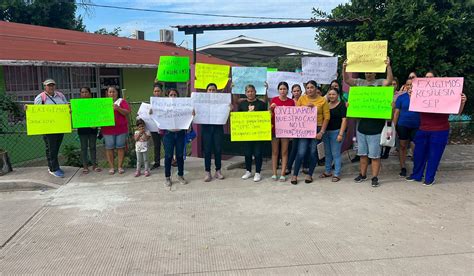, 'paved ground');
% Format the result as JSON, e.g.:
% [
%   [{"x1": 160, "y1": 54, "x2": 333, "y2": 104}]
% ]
[{"x1": 0, "y1": 146, "x2": 473, "y2": 275}]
